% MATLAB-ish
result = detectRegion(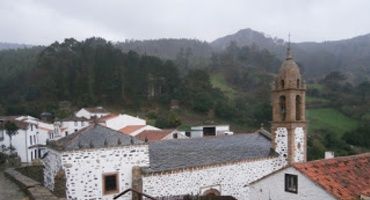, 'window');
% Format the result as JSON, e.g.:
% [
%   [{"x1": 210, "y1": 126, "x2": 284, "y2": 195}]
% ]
[
  {"x1": 33, "y1": 135, "x2": 36, "y2": 144},
  {"x1": 103, "y1": 173, "x2": 119, "y2": 195},
  {"x1": 185, "y1": 132, "x2": 191, "y2": 137},
  {"x1": 281, "y1": 79, "x2": 285, "y2": 89},
  {"x1": 296, "y1": 95, "x2": 302, "y2": 121},
  {"x1": 30, "y1": 136, "x2": 33, "y2": 145},
  {"x1": 279, "y1": 95, "x2": 287, "y2": 121},
  {"x1": 173, "y1": 133, "x2": 178, "y2": 139},
  {"x1": 30, "y1": 151, "x2": 33, "y2": 160},
  {"x1": 65, "y1": 131, "x2": 68, "y2": 136},
  {"x1": 34, "y1": 149, "x2": 37, "y2": 159},
  {"x1": 297, "y1": 79, "x2": 300, "y2": 88},
  {"x1": 285, "y1": 174, "x2": 298, "y2": 193}
]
